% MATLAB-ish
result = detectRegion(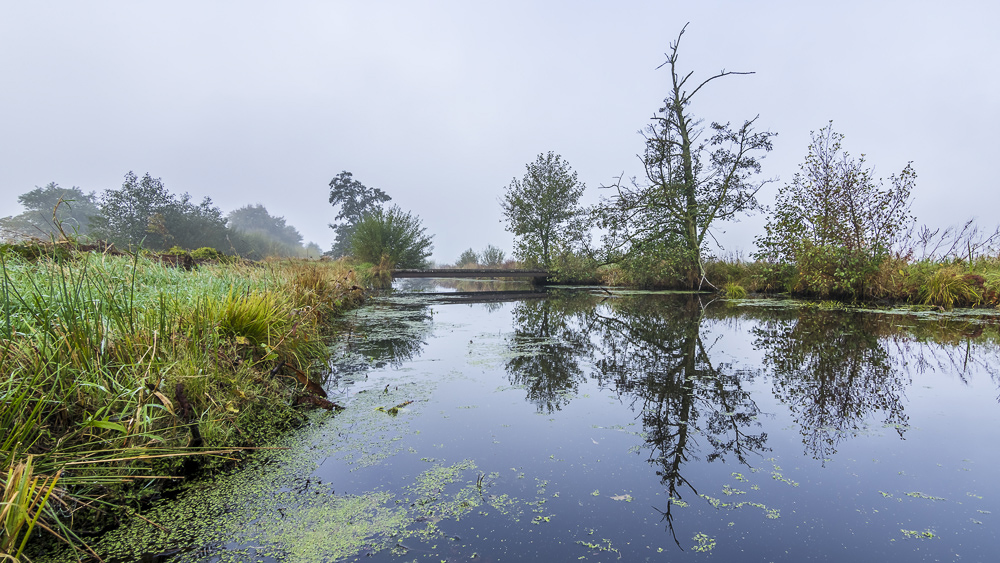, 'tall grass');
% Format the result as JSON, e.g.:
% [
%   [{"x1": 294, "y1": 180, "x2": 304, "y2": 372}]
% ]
[{"x1": 0, "y1": 247, "x2": 363, "y2": 558}]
